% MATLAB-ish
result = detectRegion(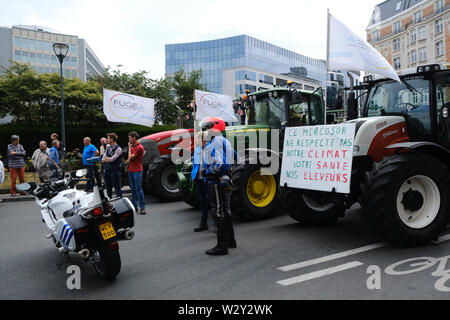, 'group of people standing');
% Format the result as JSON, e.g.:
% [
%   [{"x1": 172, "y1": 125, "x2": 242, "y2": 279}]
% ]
[{"x1": 4, "y1": 132, "x2": 148, "y2": 215}]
